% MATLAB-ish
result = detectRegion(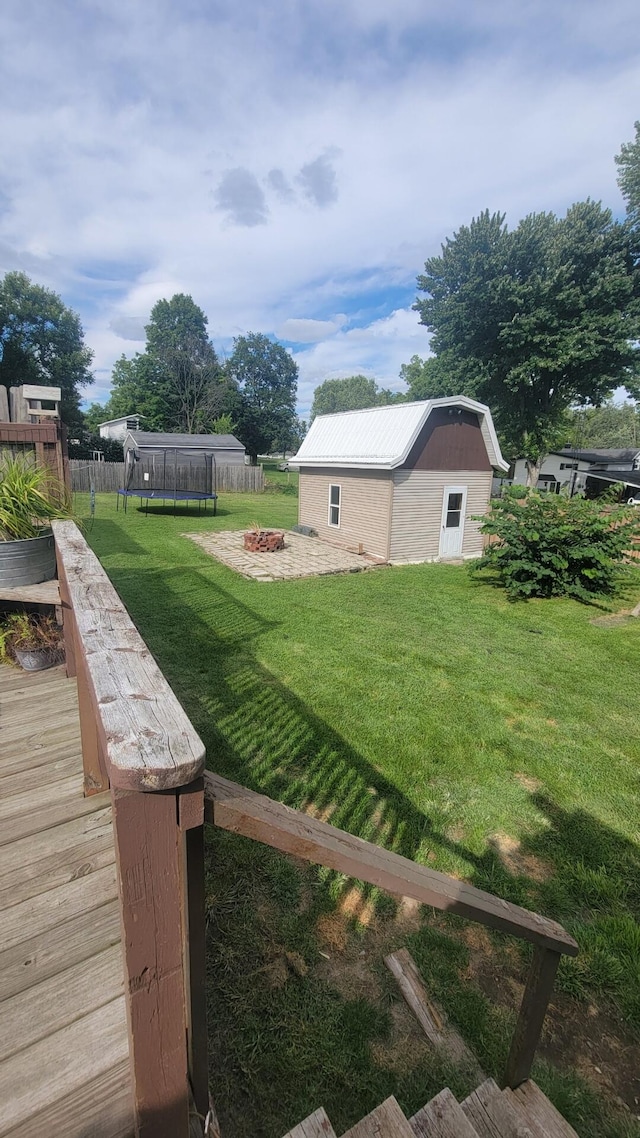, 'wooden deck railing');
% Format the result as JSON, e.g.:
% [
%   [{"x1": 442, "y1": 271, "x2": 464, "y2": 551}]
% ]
[
  {"x1": 52, "y1": 520, "x2": 578, "y2": 1137},
  {"x1": 53, "y1": 520, "x2": 208, "y2": 1138},
  {"x1": 203, "y1": 772, "x2": 578, "y2": 1091}
]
